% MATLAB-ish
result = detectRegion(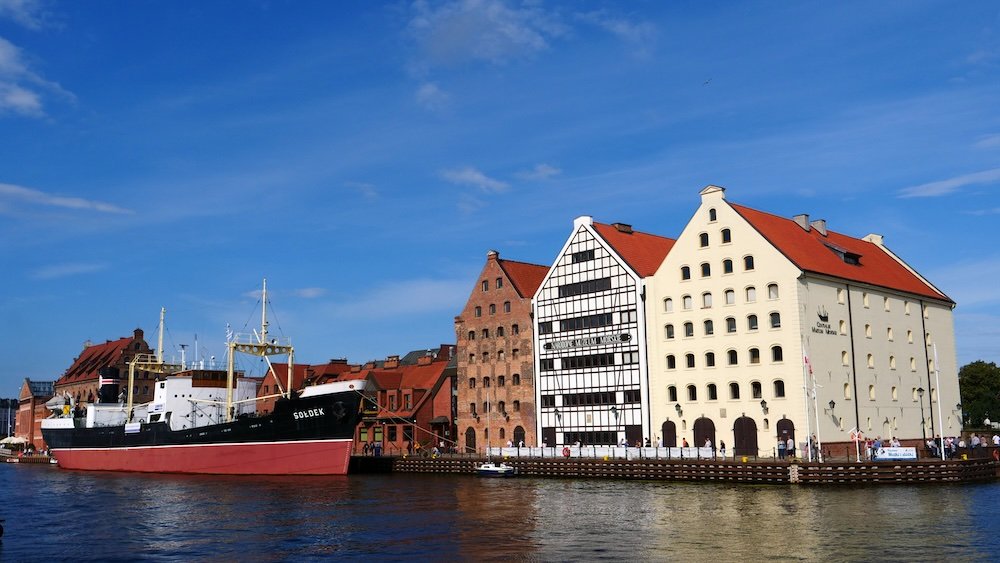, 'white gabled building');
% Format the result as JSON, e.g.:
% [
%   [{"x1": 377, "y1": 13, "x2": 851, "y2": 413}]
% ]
[
  {"x1": 533, "y1": 216, "x2": 674, "y2": 447},
  {"x1": 646, "y1": 186, "x2": 959, "y2": 457}
]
